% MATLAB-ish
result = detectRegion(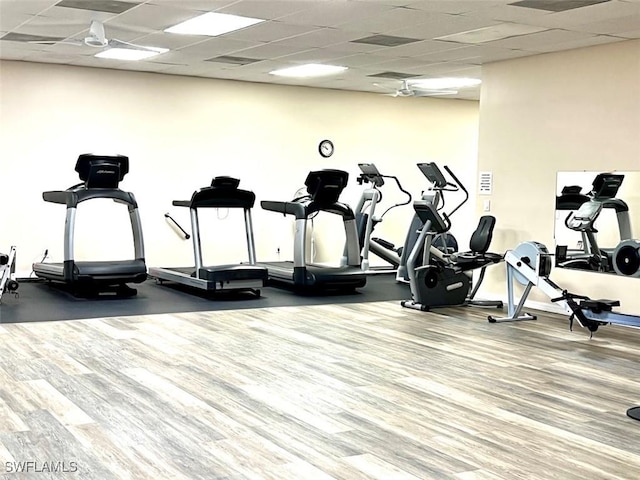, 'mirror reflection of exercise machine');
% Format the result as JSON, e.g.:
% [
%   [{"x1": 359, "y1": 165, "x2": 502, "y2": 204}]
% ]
[
  {"x1": 0, "y1": 246, "x2": 19, "y2": 303},
  {"x1": 32, "y1": 154, "x2": 147, "y2": 297},
  {"x1": 401, "y1": 163, "x2": 503, "y2": 312},
  {"x1": 556, "y1": 173, "x2": 633, "y2": 273},
  {"x1": 351, "y1": 163, "x2": 412, "y2": 273},
  {"x1": 260, "y1": 169, "x2": 366, "y2": 292},
  {"x1": 149, "y1": 177, "x2": 267, "y2": 296}
]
